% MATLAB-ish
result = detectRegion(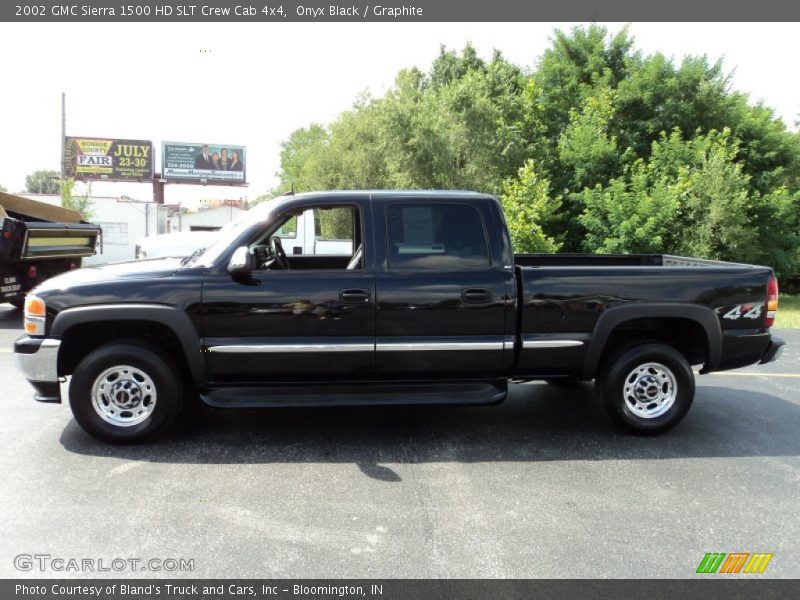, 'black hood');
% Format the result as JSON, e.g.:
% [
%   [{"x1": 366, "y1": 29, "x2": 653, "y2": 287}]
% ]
[{"x1": 33, "y1": 257, "x2": 183, "y2": 294}]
